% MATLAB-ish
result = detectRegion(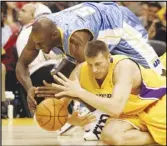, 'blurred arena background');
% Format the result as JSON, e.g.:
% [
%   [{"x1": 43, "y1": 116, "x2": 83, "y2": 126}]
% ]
[{"x1": 1, "y1": 1, "x2": 166, "y2": 145}]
